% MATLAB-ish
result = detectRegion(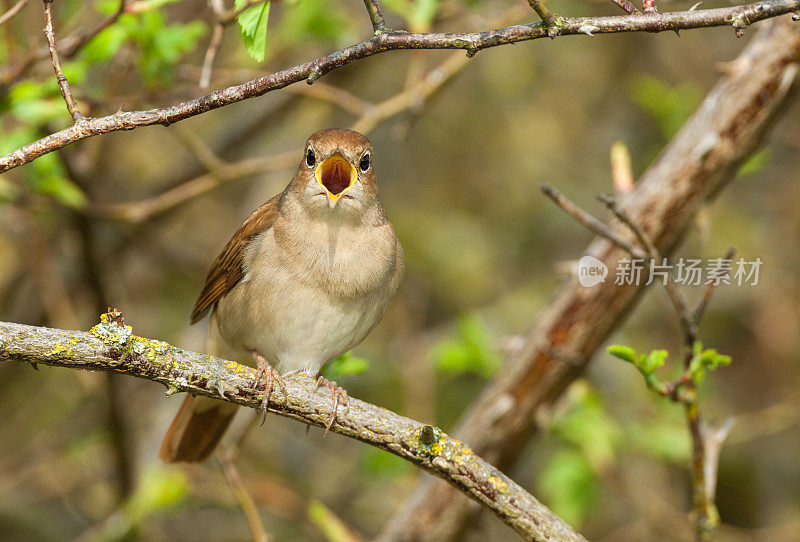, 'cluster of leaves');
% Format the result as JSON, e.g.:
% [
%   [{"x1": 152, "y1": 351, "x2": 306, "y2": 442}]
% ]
[
  {"x1": 608, "y1": 342, "x2": 730, "y2": 395},
  {"x1": 85, "y1": 0, "x2": 206, "y2": 85}
]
